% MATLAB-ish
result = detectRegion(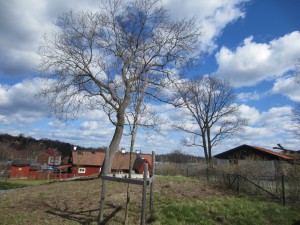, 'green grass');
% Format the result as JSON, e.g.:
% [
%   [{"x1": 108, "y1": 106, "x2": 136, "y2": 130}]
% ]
[
  {"x1": 0, "y1": 178, "x2": 55, "y2": 190},
  {"x1": 153, "y1": 176, "x2": 300, "y2": 225},
  {"x1": 0, "y1": 176, "x2": 299, "y2": 225},
  {"x1": 154, "y1": 196, "x2": 300, "y2": 225}
]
